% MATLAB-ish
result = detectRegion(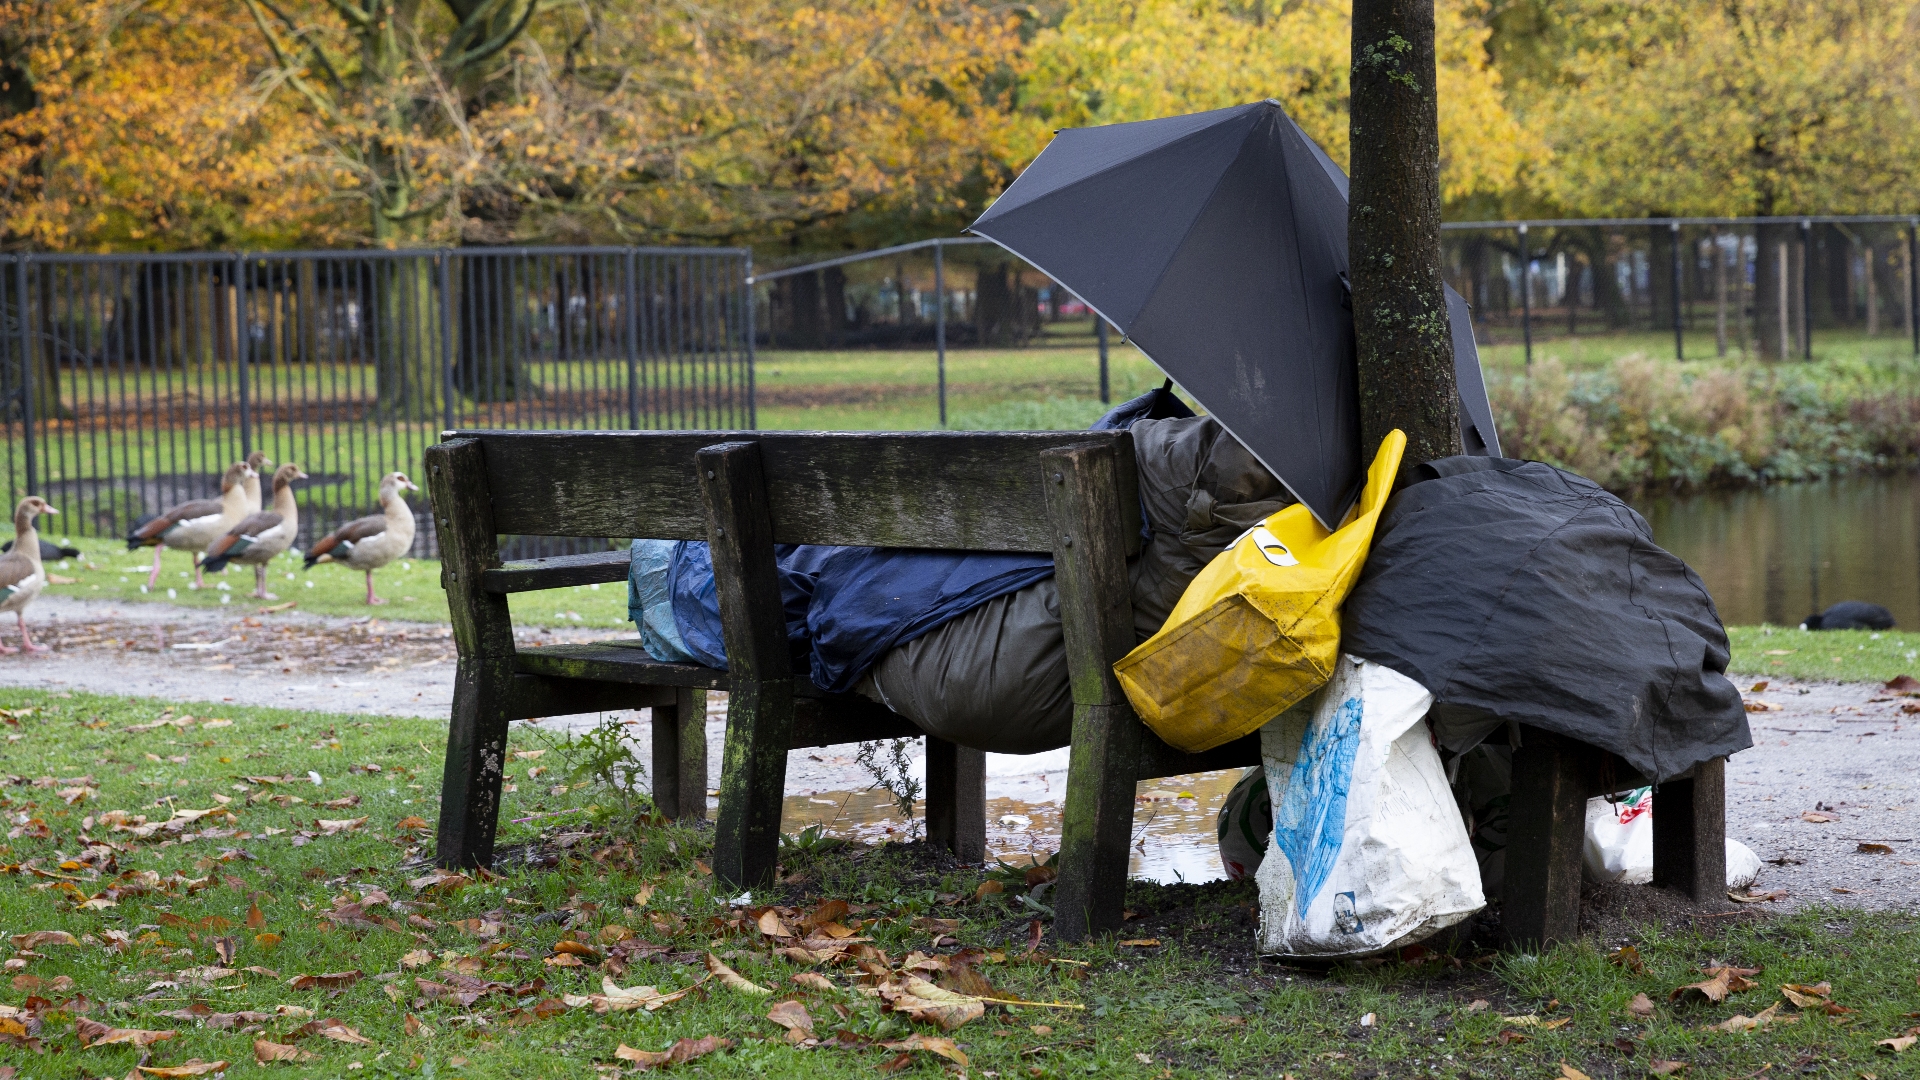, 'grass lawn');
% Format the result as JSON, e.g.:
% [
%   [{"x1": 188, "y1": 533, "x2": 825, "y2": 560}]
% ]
[
  {"x1": 1724, "y1": 626, "x2": 1920, "y2": 684},
  {"x1": 36, "y1": 546, "x2": 632, "y2": 630},
  {"x1": 2, "y1": 688, "x2": 1919, "y2": 1078}
]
